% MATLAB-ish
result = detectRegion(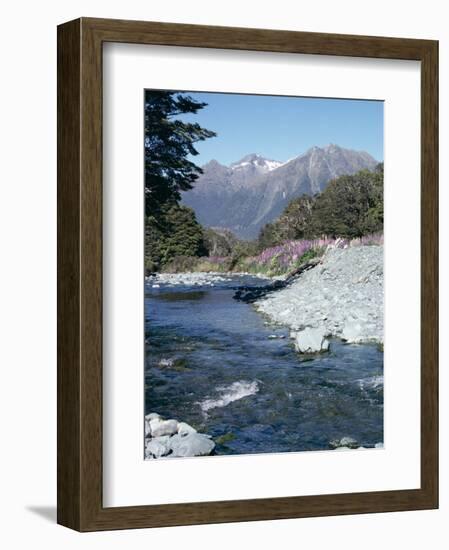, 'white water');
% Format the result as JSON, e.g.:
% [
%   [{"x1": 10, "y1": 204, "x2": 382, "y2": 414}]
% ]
[
  {"x1": 199, "y1": 380, "x2": 259, "y2": 412},
  {"x1": 357, "y1": 375, "x2": 384, "y2": 390}
]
